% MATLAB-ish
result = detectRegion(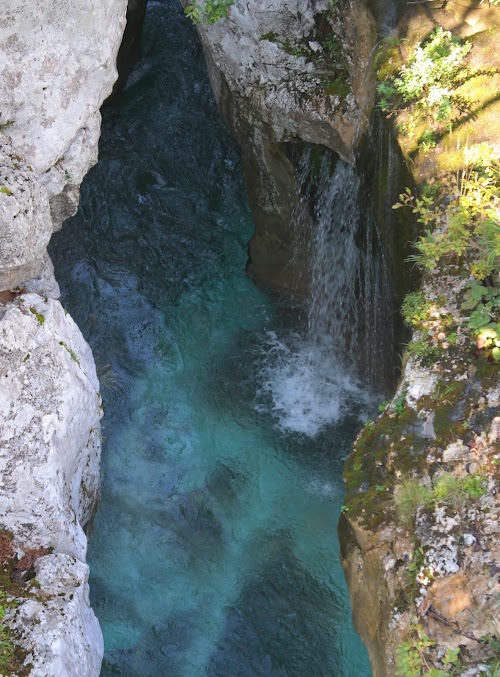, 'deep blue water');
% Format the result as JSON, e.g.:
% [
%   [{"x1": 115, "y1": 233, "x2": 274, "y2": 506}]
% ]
[{"x1": 50, "y1": 1, "x2": 372, "y2": 674}]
